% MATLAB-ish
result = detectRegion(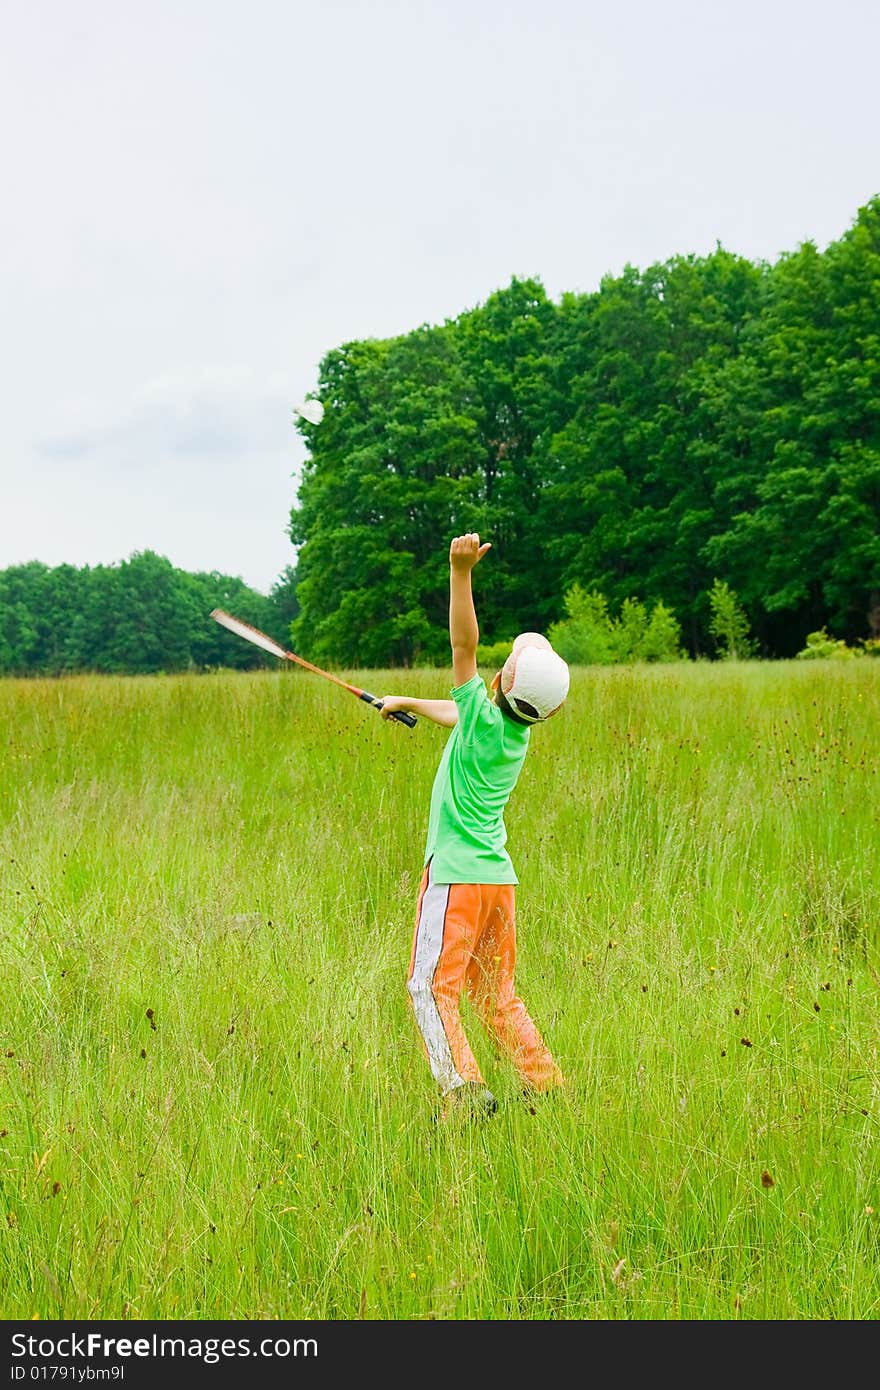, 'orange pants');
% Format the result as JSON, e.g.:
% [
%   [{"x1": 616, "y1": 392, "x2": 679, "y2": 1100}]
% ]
[{"x1": 406, "y1": 859, "x2": 564, "y2": 1096}]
